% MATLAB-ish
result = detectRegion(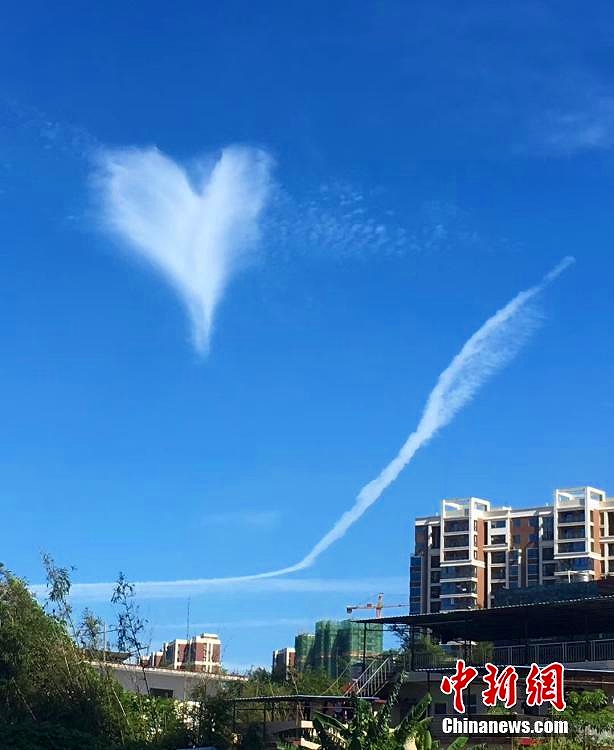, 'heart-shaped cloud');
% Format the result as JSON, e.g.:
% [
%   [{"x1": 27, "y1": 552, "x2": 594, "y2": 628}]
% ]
[{"x1": 95, "y1": 145, "x2": 273, "y2": 353}]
